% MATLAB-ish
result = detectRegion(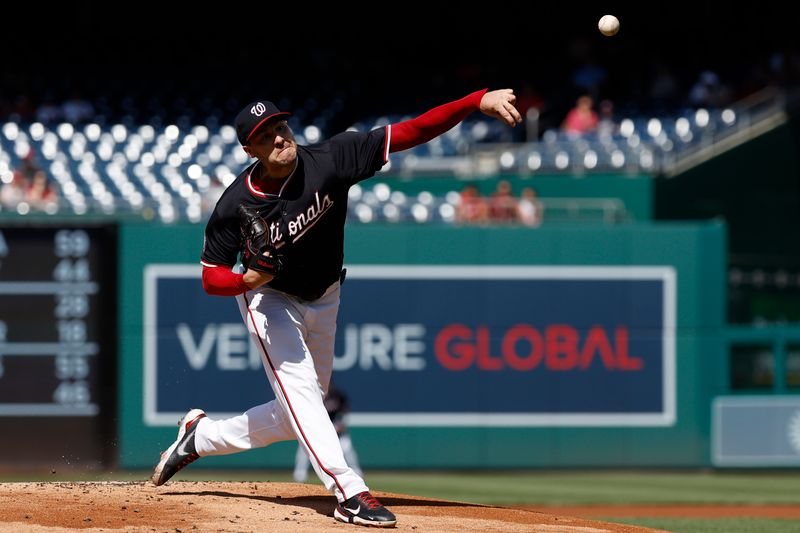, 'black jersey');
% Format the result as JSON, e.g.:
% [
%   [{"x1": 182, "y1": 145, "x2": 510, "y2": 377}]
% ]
[{"x1": 201, "y1": 127, "x2": 389, "y2": 300}]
